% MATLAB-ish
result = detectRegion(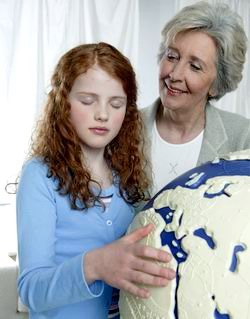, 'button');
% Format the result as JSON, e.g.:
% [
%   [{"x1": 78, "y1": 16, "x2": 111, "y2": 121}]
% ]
[{"x1": 106, "y1": 220, "x2": 112, "y2": 226}]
